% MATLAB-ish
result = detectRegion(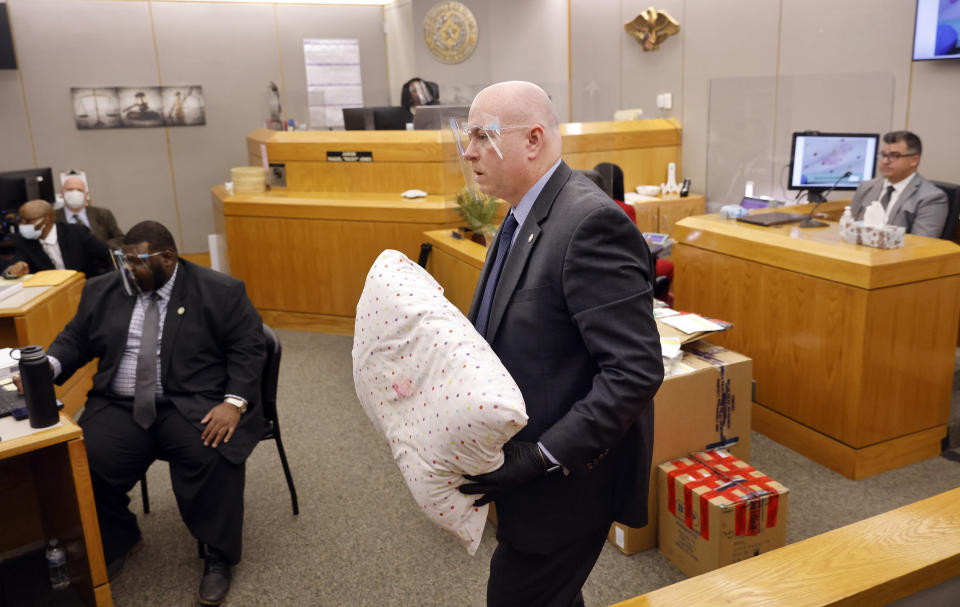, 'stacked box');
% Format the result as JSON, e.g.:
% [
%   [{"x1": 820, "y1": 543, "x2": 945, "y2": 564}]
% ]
[
  {"x1": 658, "y1": 449, "x2": 788, "y2": 577},
  {"x1": 607, "y1": 341, "x2": 752, "y2": 554}
]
